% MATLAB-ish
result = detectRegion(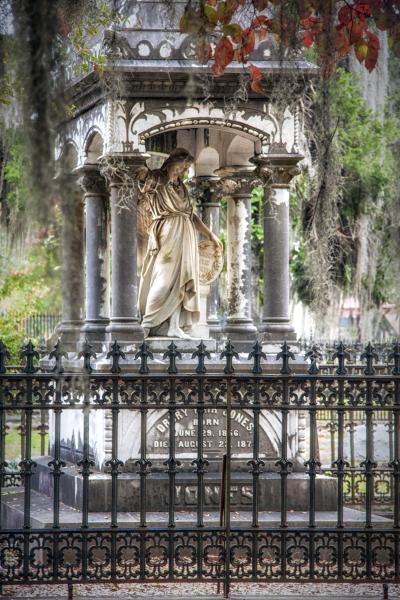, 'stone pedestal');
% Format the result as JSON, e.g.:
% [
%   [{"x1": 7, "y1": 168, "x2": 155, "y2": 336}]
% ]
[
  {"x1": 217, "y1": 166, "x2": 257, "y2": 350},
  {"x1": 253, "y1": 149, "x2": 303, "y2": 344},
  {"x1": 77, "y1": 164, "x2": 110, "y2": 350},
  {"x1": 102, "y1": 153, "x2": 148, "y2": 346},
  {"x1": 56, "y1": 172, "x2": 85, "y2": 350}
]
